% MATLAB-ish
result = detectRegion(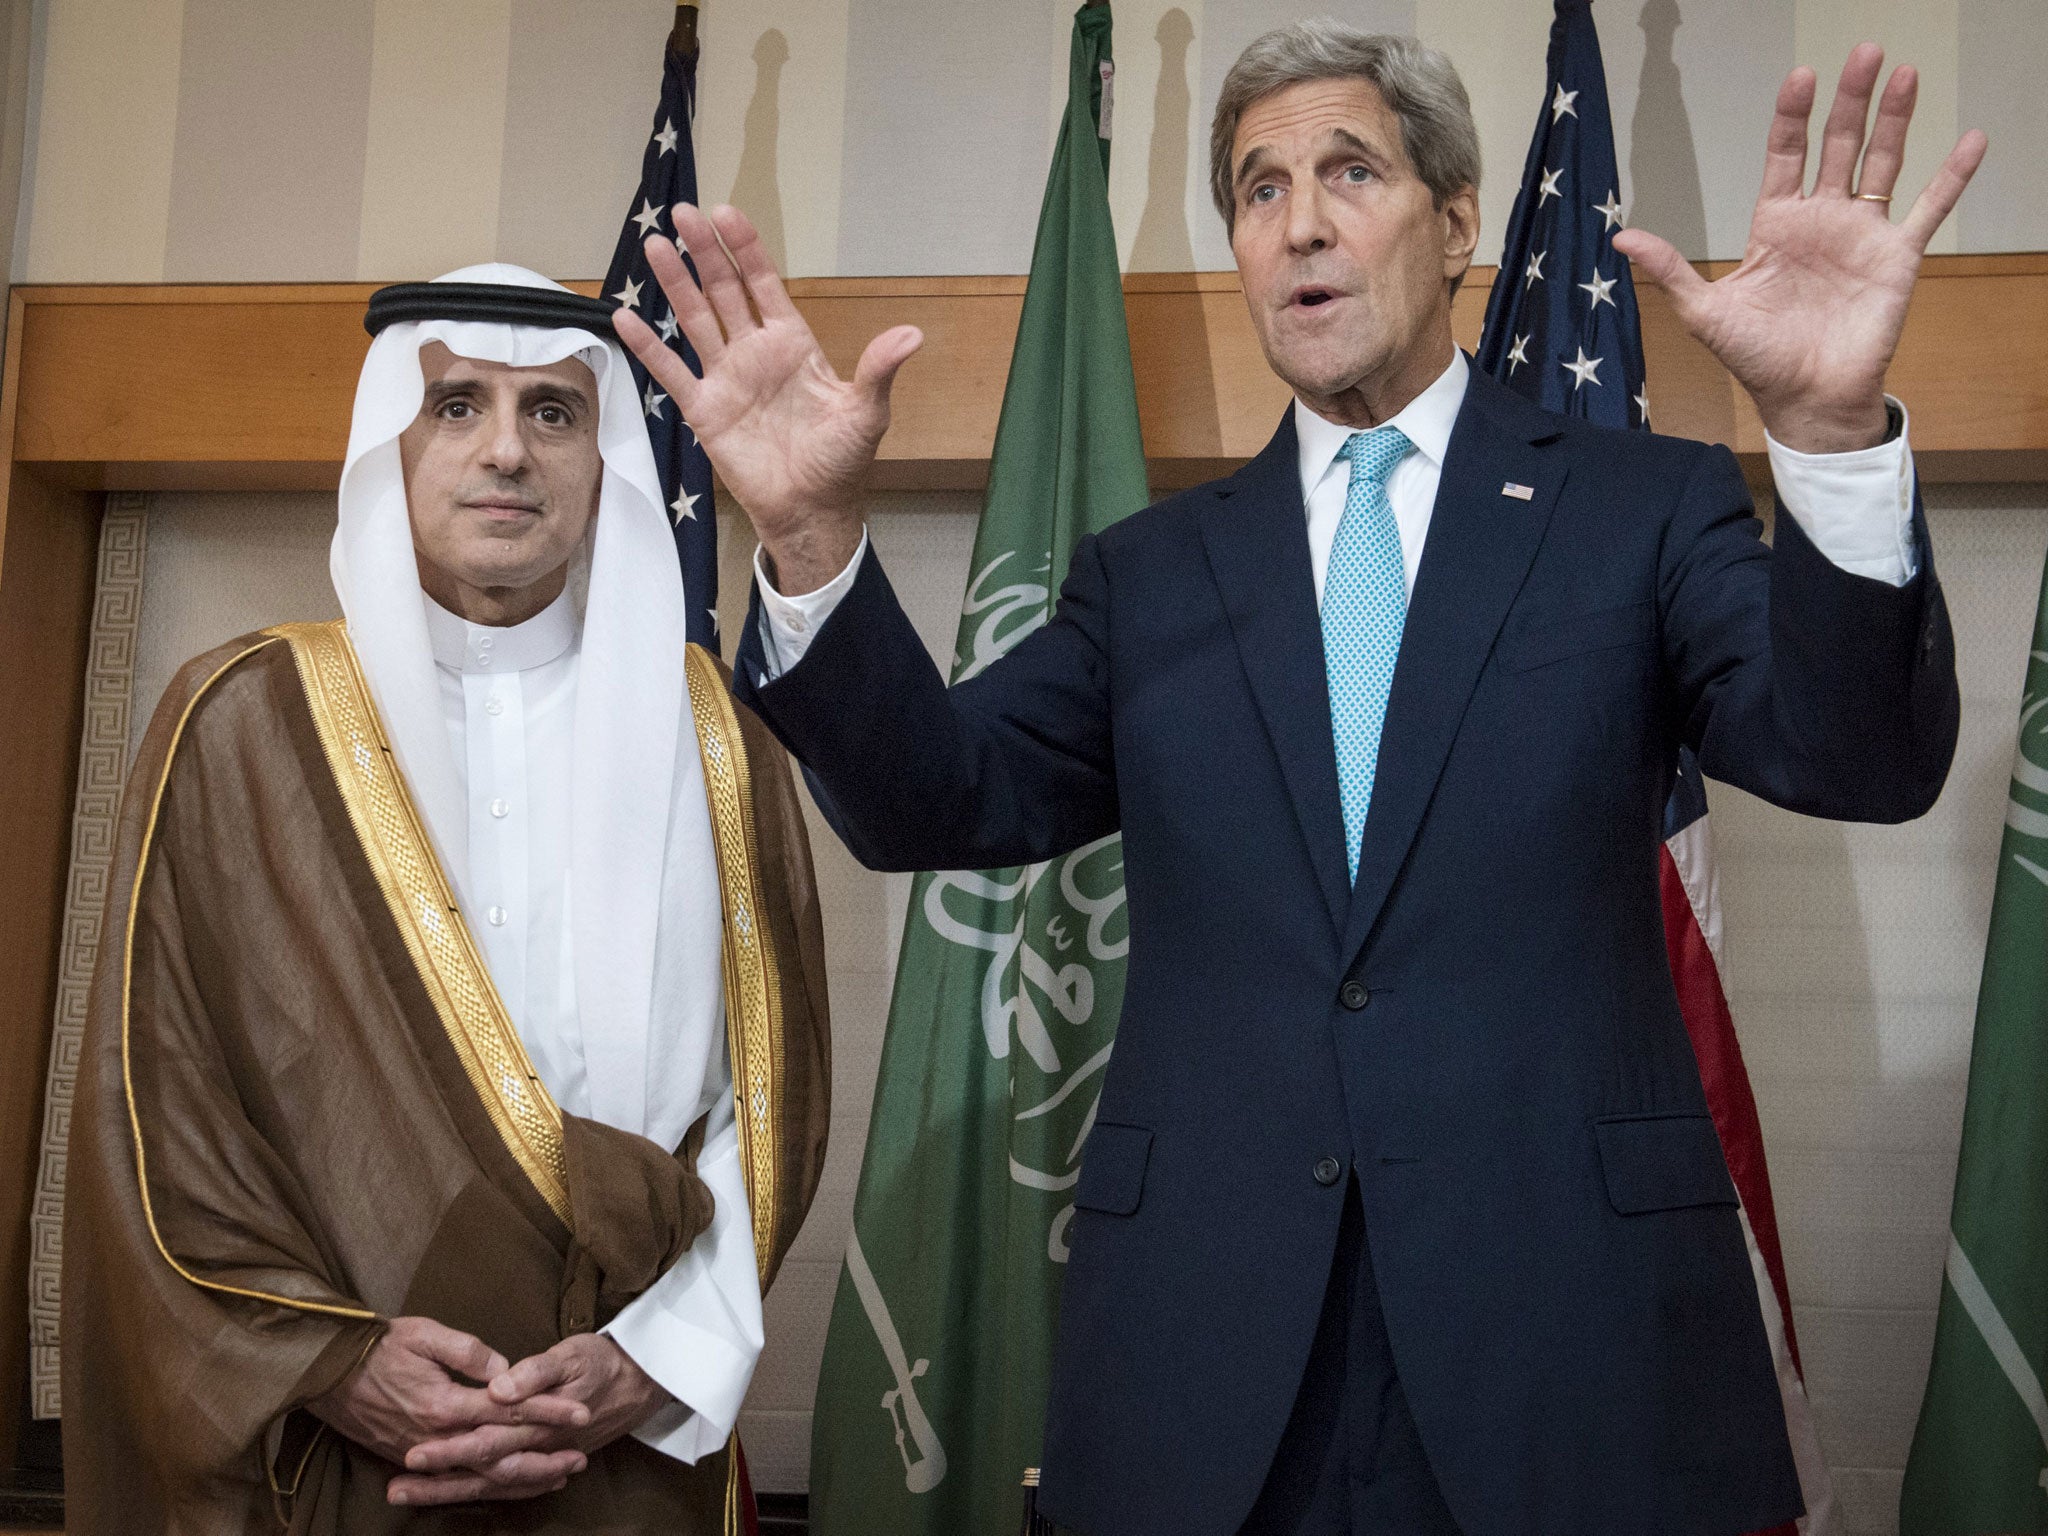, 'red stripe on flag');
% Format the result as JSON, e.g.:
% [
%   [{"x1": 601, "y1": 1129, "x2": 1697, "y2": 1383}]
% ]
[
  {"x1": 1662, "y1": 831, "x2": 1837, "y2": 1533},
  {"x1": 1658, "y1": 844, "x2": 1803, "y2": 1378},
  {"x1": 1661, "y1": 845, "x2": 1811, "y2": 1536}
]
